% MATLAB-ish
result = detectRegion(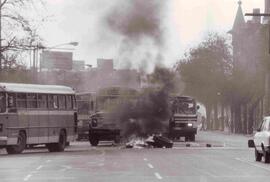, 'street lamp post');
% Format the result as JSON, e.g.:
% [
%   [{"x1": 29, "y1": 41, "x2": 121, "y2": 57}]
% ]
[
  {"x1": 34, "y1": 41, "x2": 79, "y2": 71},
  {"x1": 31, "y1": 41, "x2": 78, "y2": 83}
]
